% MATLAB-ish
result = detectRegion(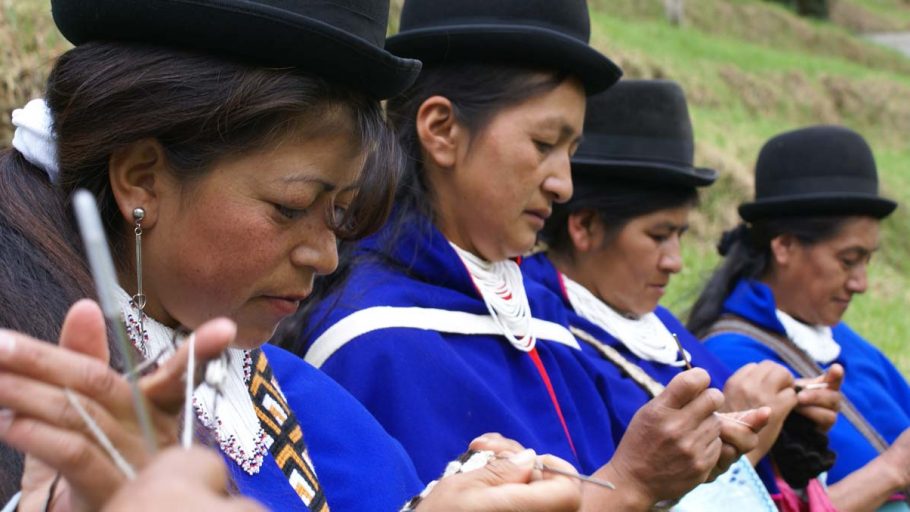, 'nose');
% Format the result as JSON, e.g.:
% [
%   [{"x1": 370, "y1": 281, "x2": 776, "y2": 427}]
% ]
[
  {"x1": 290, "y1": 222, "x2": 339, "y2": 276},
  {"x1": 543, "y1": 153, "x2": 574, "y2": 204},
  {"x1": 846, "y1": 264, "x2": 868, "y2": 294},
  {"x1": 658, "y1": 238, "x2": 683, "y2": 274}
]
